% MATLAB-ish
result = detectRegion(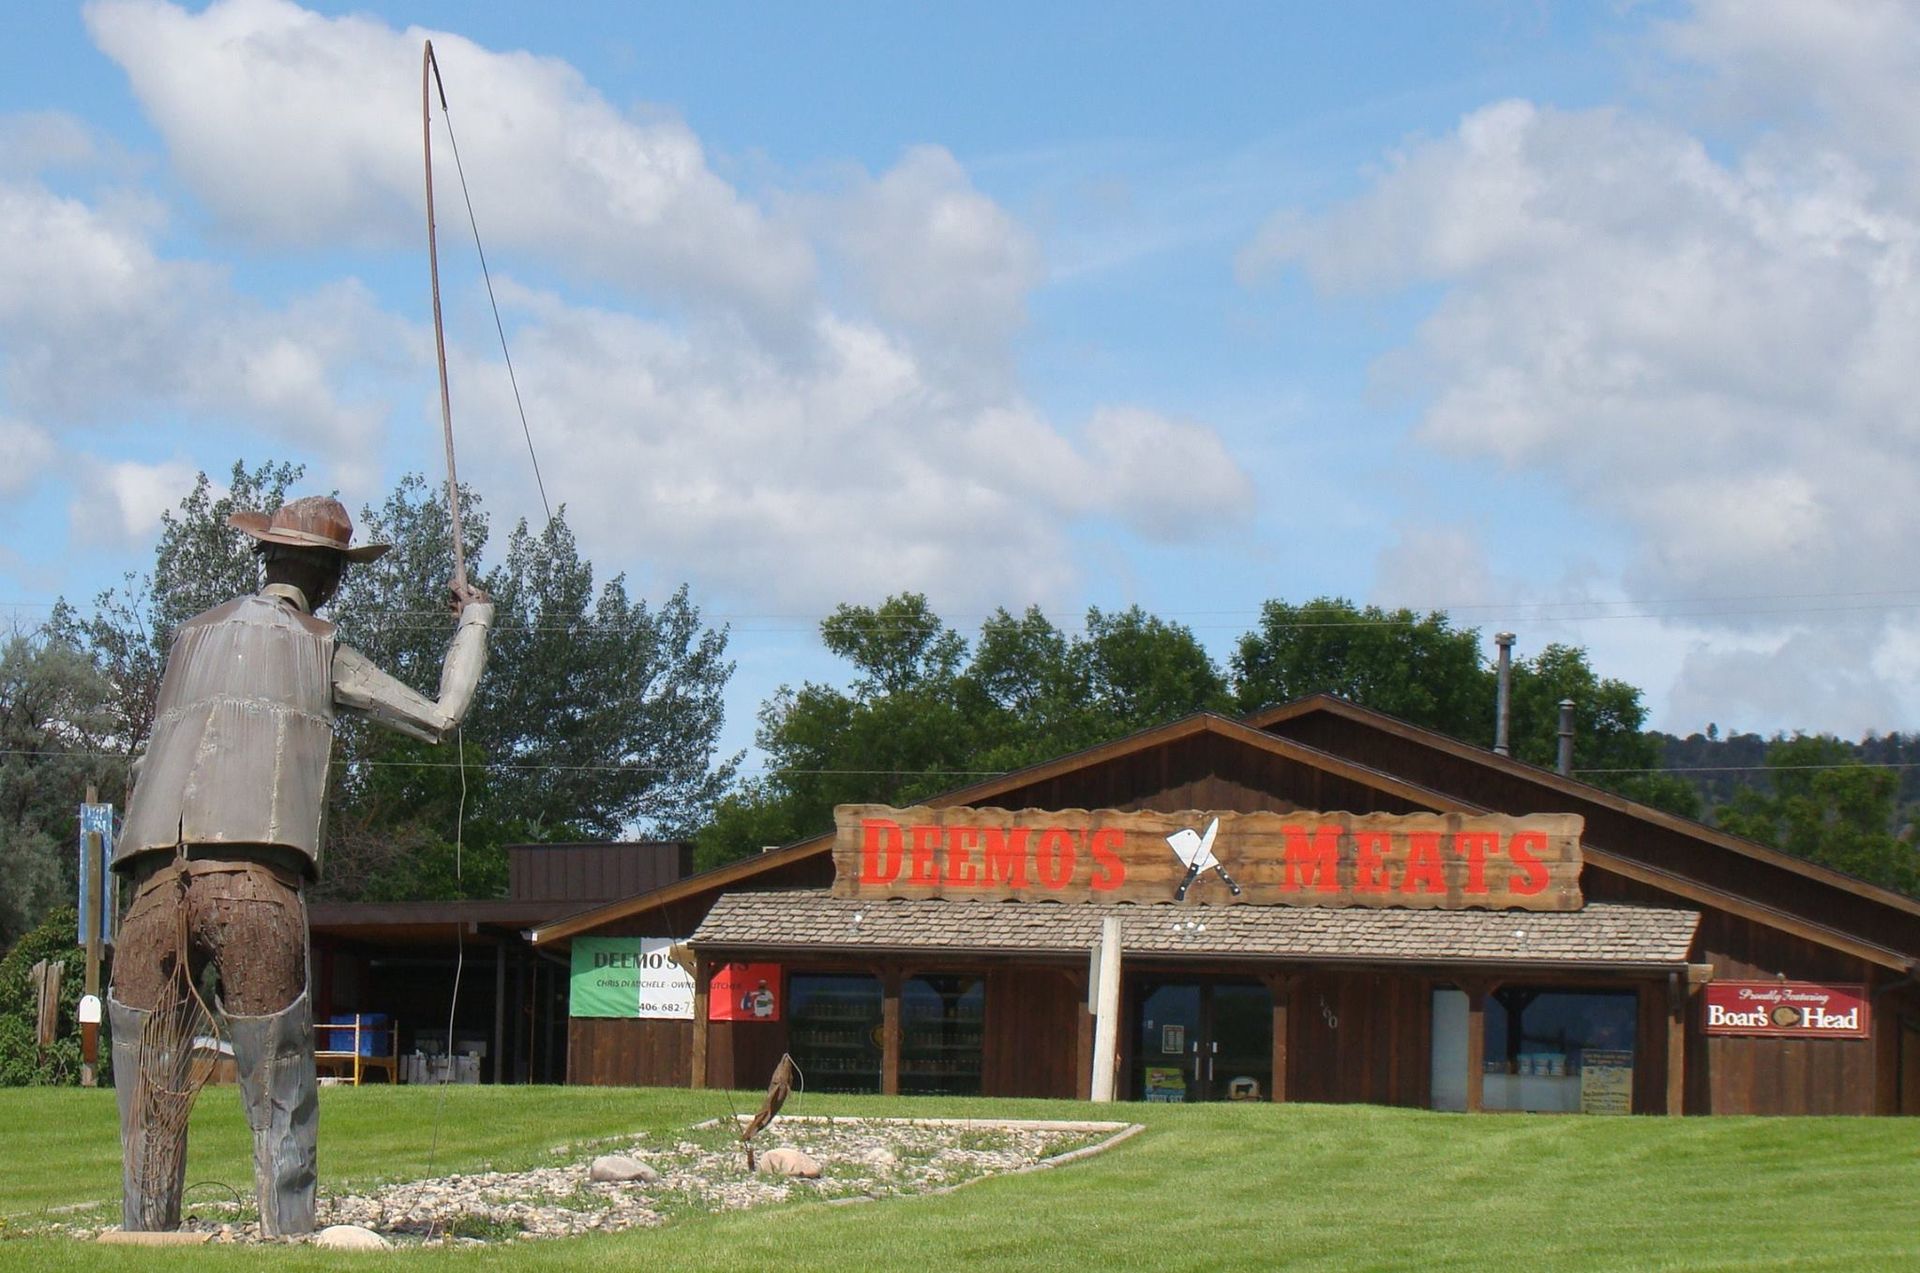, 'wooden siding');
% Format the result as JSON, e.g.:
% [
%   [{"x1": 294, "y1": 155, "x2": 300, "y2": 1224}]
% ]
[
  {"x1": 509, "y1": 841, "x2": 694, "y2": 903},
  {"x1": 568, "y1": 1017, "x2": 690, "y2": 1087},
  {"x1": 981, "y1": 967, "x2": 1081, "y2": 1098},
  {"x1": 1284, "y1": 969, "x2": 1431, "y2": 1108},
  {"x1": 705, "y1": 1016, "x2": 791, "y2": 1091}
]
